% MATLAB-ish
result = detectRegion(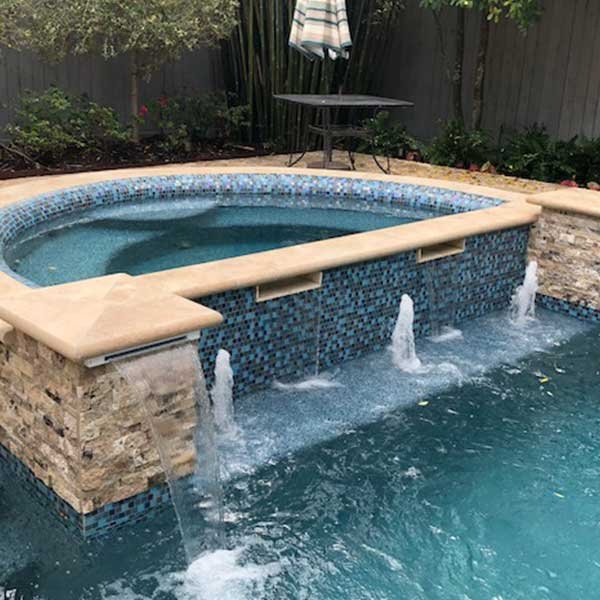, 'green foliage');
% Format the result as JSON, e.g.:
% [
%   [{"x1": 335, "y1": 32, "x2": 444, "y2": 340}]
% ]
[
  {"x1": 426, "y1": 120, "x2": 491, "y2": 167},
  {"x1": 419, "y1": 0, "x2": 540, "y2": 29},
  {"x1": 5, "y1": 86, "x2": 129, "y2": 164},
  {"x1": 572, "y1": 137, "x2": 600, "y2": 185},
  {"x1": 144, "y1": 93, "x2": 249, "y2": 155},
  {"x1": 222, "y1": 0, "x2": 405, "y2": 148},
  {"x1": 364, "y1": 112, "x2": 421, "y2": 158},
  {"x1": 0, "y1": 1, "x2": 81, "y2": 61},
  {"x1": 0, "y1": 1, "x2": 239, "y2": 68},
  {"x1": 71, "y1": 0, "x2": 239, "y2": 76},
  {"x1": 1, "y1": 0, "x2": 239, "y2": 140},
  {"x1": 498, "y1": 126, "x2": 600, "y2": 184},
  {"x1": 497, "y1": 126, "x2": 579, "y2": 182}
]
